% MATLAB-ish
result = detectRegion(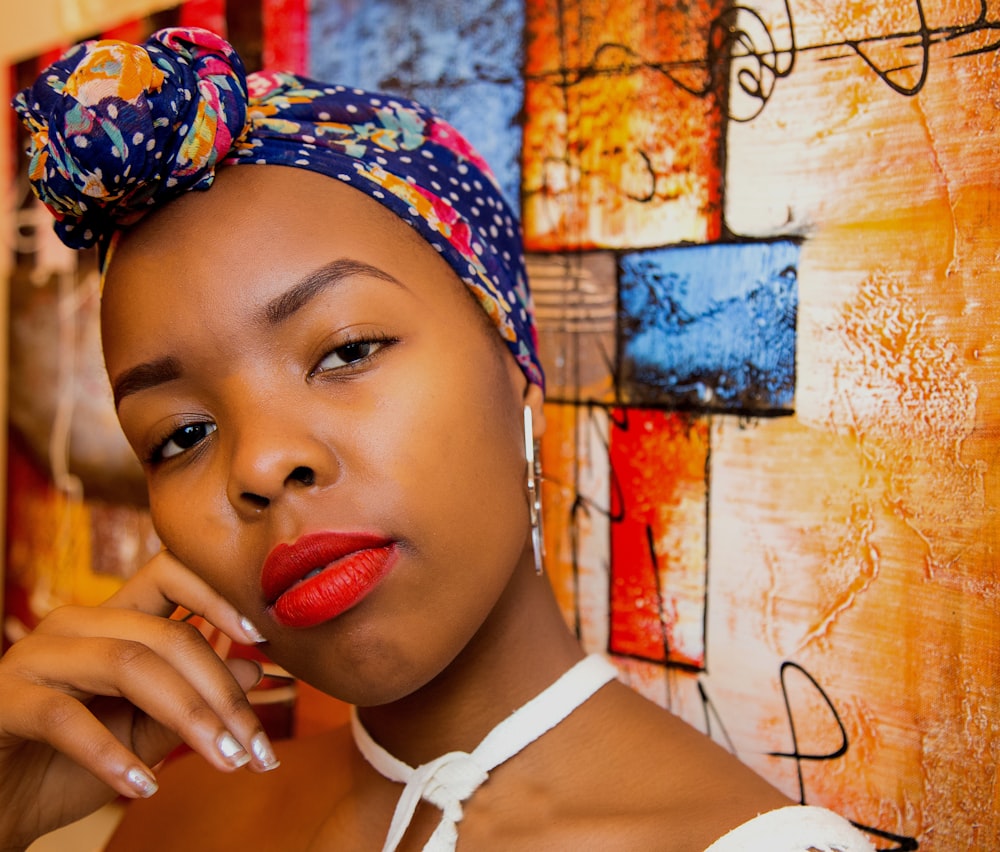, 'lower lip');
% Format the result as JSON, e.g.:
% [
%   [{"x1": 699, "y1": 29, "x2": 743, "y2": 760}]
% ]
[{"x1": 269, "y1": 543, "x2": 398, "y2": 629}]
